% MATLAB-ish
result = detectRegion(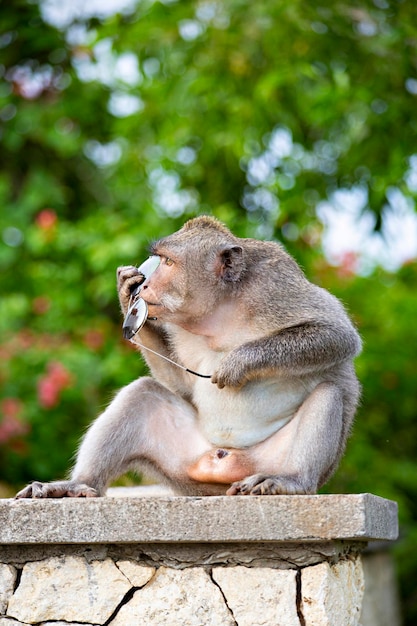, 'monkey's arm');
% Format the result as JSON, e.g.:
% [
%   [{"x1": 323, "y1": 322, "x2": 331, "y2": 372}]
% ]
[{"x1": 212, "y1": 321, "x2": 362, "y2": 389}]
